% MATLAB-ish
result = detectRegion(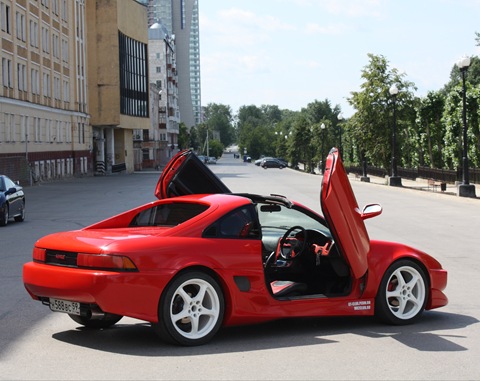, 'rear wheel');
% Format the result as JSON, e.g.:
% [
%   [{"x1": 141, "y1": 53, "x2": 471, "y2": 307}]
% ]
[
  {"x1": 69, "y1": 313, "x2": 123, "y2": 329},
  {"x1": 375, "y1": 260, "x2": 427, "y2": 325},
  {"x1": 0, "y1": 204, "x2": 8, "y2": 226},
  {"x1": 154, "y1": 271, "x2": 224, "y2": 346}
]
